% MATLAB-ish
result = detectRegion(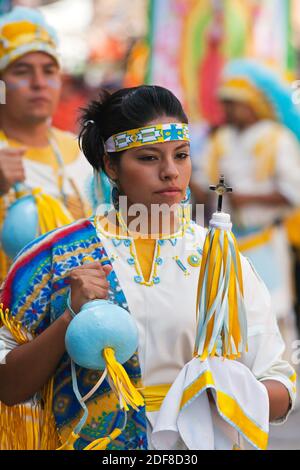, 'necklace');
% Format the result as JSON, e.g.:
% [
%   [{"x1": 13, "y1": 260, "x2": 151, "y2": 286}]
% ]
[
  {"x1": 48, "y1": 129, "x2": 88, "y2": 217},
  {"x1": 115, "y1": 206, "x2": 189, "y2": 240},
  {"x1": 100, "y1": 207, "x2": 190, "y2": 287}
]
